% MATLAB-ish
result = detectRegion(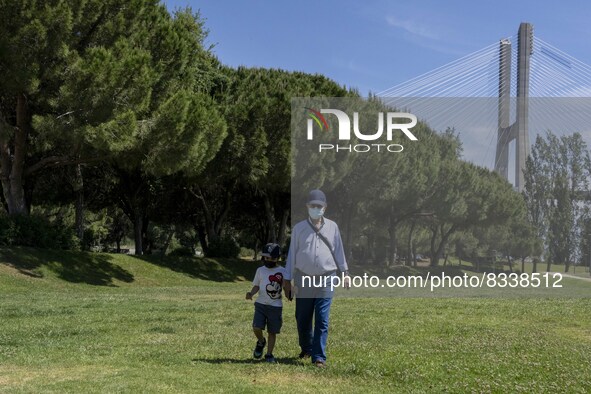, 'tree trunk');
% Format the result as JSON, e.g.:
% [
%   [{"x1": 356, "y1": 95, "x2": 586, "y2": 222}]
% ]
[
  {"x1": 262, "y1": 193, "x2": 277, "y2": 243},
  {"x1": 192, "y1": 185, "x2": 231, "y2": 246},
  {"x1": 343, "y1": 203, "x2": 354, "y2": 262},
  {"x1": 278, "y1": 208, "x2": 289, "y2": 247},
  {"x1": 407, "y1": 220, "x2": 416, "y2": 266},
  {"x1": 133, "y1": 212, "x2": 143, "y2": 255},
  {"x1": 161, "y1": 225, "x2": 175, "y2": 256},
  {"x1": 196, "y1": 186, "x2": 216, "y2": 243},
  {"x1": 429, "y1": 226, "x2": 439, "y2": 266},
  {"x1": 214, "y1": 189, "x2": 231, "y2": 237},
  {"x1": 388, "y1": 223, "x2": 397, "y2": 266},
  {"x1": 194, "y1": 222, "x2": 208, "y2": 255},
  {"x1": 0, "y1": 95, "x2": 29, "y2": 215},
  {"x1": 141, "y1": 215, "x2": 150, "y2": 254},
  {"x1": 431, "y1": 224, "x2": 455, "y2": 267},
  {"x1": 11, "y1": 95, "x2": 28, "y2": 215},
  {"x1": 0, "y1": 134, "x2": 14, "y2": 213},
  {"x1": 74, "y1": 163, "x2": 84, "y2": 240},
  {"x1": 546, "y1": 259, "x2": 552, "y2": 272},
  {"x1": 367, "y1": 233, "x2": 375, "y2": 262},
  {"x1": 521, "y1": 257, "x2": 525, "y2": 273},
  {"x1": 114, "y1": 168, "x2": 148, "y2": 256}
]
